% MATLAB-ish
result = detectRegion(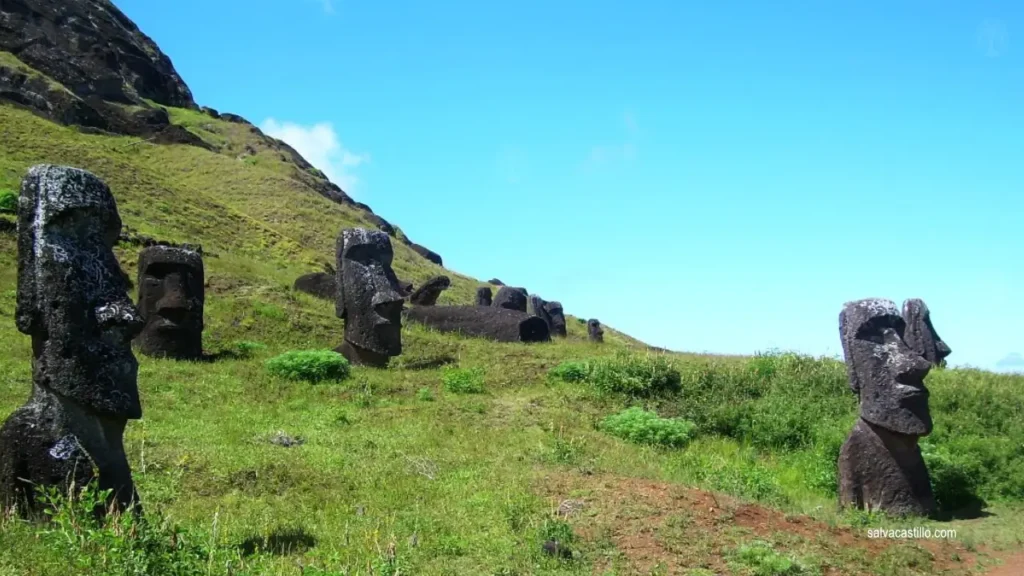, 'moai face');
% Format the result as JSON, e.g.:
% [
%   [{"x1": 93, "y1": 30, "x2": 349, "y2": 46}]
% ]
[
  {"x1": 901, "y1": 299, "x2": 951, "y2": 367},
  {"x1": 335, "y1": 228, "x2": 404, "y2": 357},
  {"x1": 587, "y1": 319, "x2": 604, "y2": 342},
  {"x1": 529, "y1": 295, "x2": 551, "y2": 325},
  {"x1": 475, "y1": 286, "x2": 492, "y2": 306},
  {"x1": 544, "y1": 301, "x2": 567, "y2": 337},
  {"x1": 839, "y1": 298, "x2": 933, "y2": 436},
  {"x1": 136, "y1": 246, "x2": 204, "y2": 359},
  {"x1": 15, "y1": 165, "x2": 144, "y2": 418}
]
